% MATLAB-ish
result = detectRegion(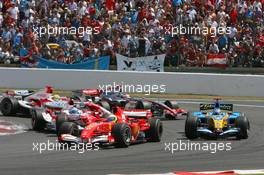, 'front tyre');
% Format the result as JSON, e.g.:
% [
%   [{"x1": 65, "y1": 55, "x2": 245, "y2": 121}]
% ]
[
  {"x1": 0, "y1": 97, "x2": 19, "y2": 116},
  {"x1": 236, "y1": 116, "x2": 249, "y2": 139},
  {"x1": 97, "y1": 101, "x2": 111, "y2": 111},
  {"x1": 185, "y1": 112, "x2": 199, "y2": 139},
  {"x1": 58, "y1": 122, "x2": 79, "y2": 137},
  {"x1": 112, "y1": 123, "x2": 132, "y2": 148},
  {"x1": 31, "y1": 109, "x2": 46, "y2": 131},
  {"x1": 164, "y1": 100, "x2": 179, "y2": 109},
  {"x1": 146, "y1": 118, "x2": 163, "y2": 142},
  {"x1": 56, "y1": 114, "x2": 68, "y2": 136}
]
